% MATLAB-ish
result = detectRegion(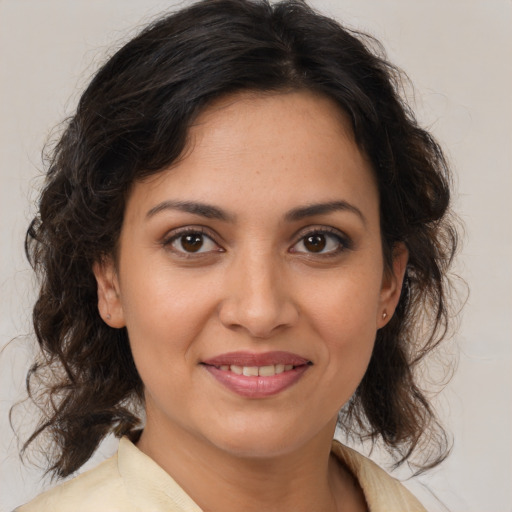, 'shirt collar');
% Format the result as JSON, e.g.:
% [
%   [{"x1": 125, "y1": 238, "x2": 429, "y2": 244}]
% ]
[
  {"x1": 117, "y1": 436, "x2": 203, "y2": 512},
  {"x1": 116, "y1": 436, "x2": 425, "y2": 512}
]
